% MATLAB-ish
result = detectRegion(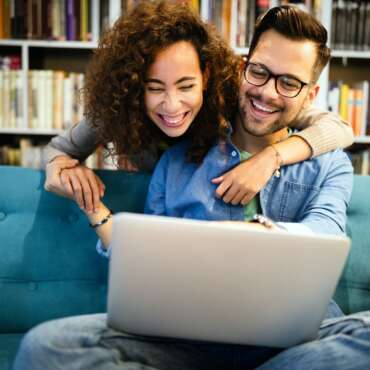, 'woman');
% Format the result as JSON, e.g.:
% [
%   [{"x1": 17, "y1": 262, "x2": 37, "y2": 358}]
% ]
[{"x1": 44, "y1": 0, "x2": 353, "y2": 215}]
